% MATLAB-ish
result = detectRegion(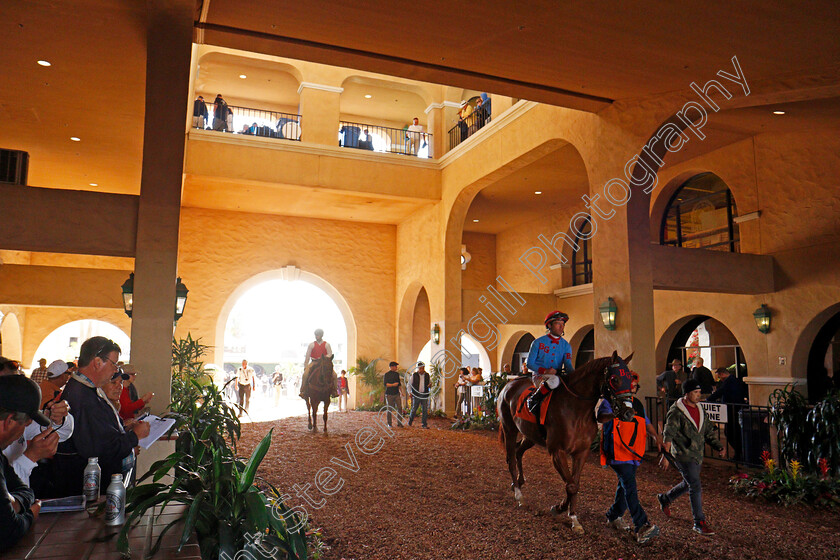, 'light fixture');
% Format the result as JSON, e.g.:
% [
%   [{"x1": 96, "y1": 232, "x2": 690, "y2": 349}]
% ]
[
  {"x1": 239, "y1": 74, "x2": 247, "y2": 79},
  {"x1": 89, "y1": 183, "x2": 98, "y2": 186},
  {"x1": 473, "y1": 219, "x2": 479, "y2": 223},
  {"x1": 121, "y1": 273, "x2": 190, "y2": 325},
  {"x1": 37, "y1": 60, "x2": 51, "y2": 67},
  {"x1": 534, "y1": 191, "x2": 542, "y2": 195},
  {"x1": 599, "y1": 297, "x2": 617, "y2": 331},
  {"x1": 460, "y1": 245, "x2": 471, "y2": 270},
  {"x1": 753, "y1": 304, "x2": 771, "y2": 334},
  {"x1": 432, "y1": 324, "x2": 441, "y2": 345},
  {"x1": 772, "y1": 110, "x2": 785, "y2": 115},
  {"x1": 70, "y1": 137, "x2": 80, "y2": 142},
  {"x1": 364, "y1": 94, "x2": 372, "y2": 99}
]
